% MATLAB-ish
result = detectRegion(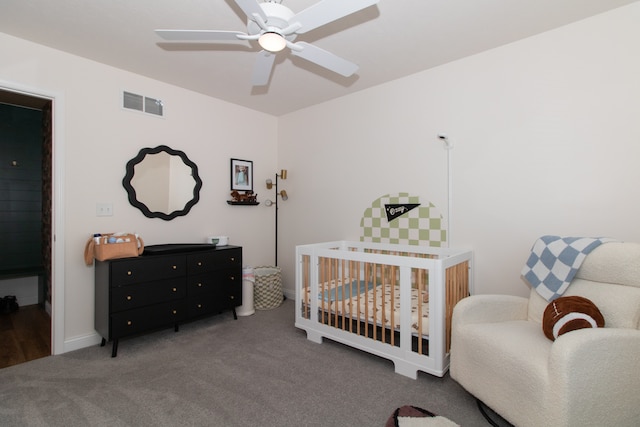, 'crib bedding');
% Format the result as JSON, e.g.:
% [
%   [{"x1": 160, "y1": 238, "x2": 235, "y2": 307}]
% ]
[{"x1": 304, "y1": 277, "x2": 429, "y2": 335}]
